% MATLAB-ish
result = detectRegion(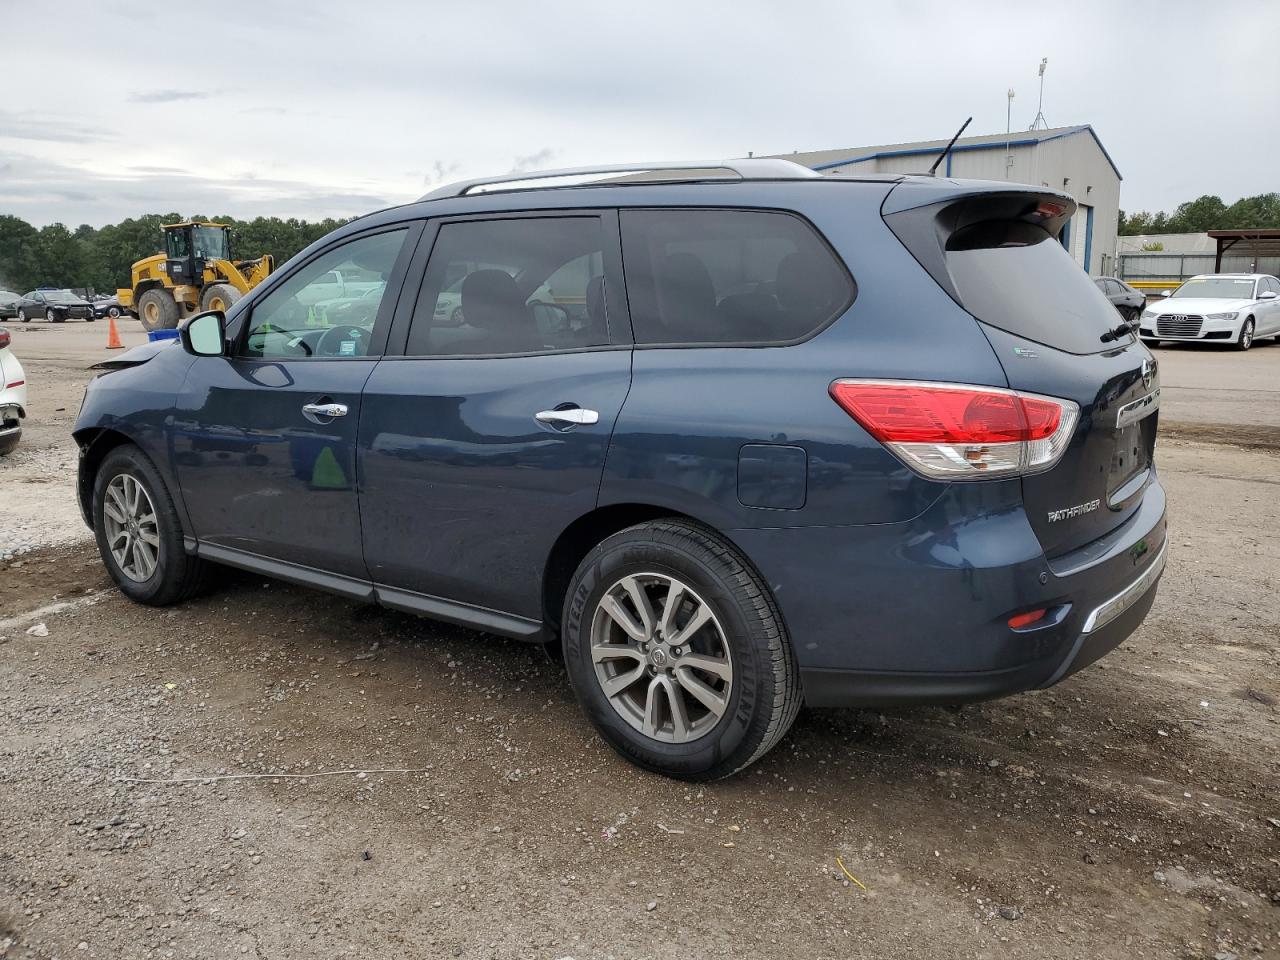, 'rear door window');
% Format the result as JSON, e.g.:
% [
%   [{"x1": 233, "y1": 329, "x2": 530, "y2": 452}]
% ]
[
  {"x1": 620, "y1": 209, "x2": 854, "y2": 345},
  {"x1": 405, "y1": 216, "x2": 611, "y2": 356},
  {"x1": 944, "y1": 221, "x2": 1123, "y2": 355}
]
